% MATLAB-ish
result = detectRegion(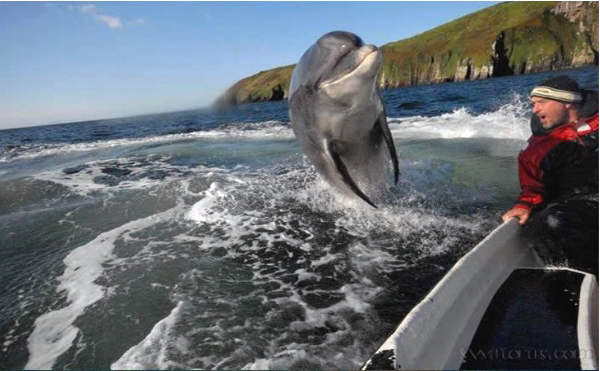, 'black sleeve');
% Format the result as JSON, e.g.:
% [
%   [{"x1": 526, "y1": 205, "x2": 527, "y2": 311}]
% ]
[{"x1": 541, "y1": 140, "x2": 598, "y2": 200}]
